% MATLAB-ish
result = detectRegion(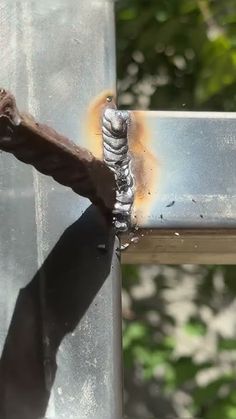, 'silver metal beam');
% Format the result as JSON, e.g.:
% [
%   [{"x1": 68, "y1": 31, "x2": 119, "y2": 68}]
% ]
[
  {"x1": 0, "y1": 1, "x2": 123, "y2": 418},
  {"x1": 130, "y1": 111, "x2": 236, "y2": 229},
  {"x1": 121, "y1": 111, "x2": 236, "y2": 264}
]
